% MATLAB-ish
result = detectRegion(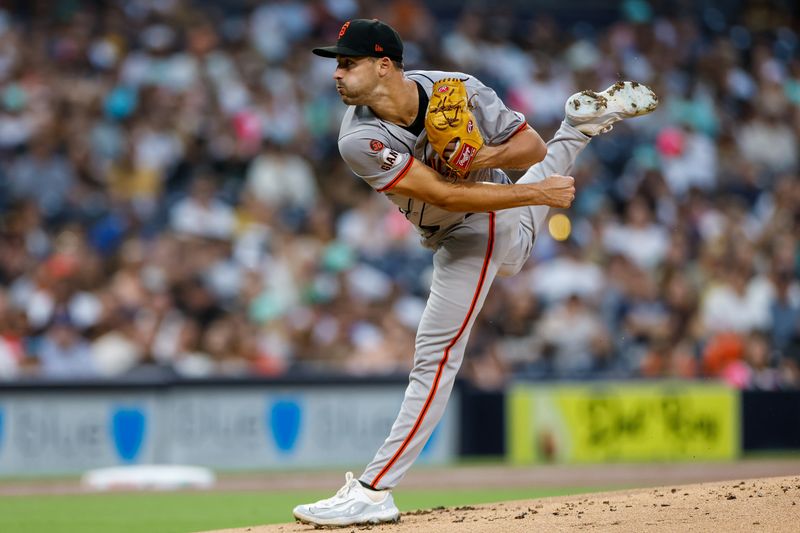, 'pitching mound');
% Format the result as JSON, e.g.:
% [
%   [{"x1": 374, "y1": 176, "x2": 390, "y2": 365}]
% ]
[{"x1": 202, "y1": 475, "x2": 800, "y2": 533}]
